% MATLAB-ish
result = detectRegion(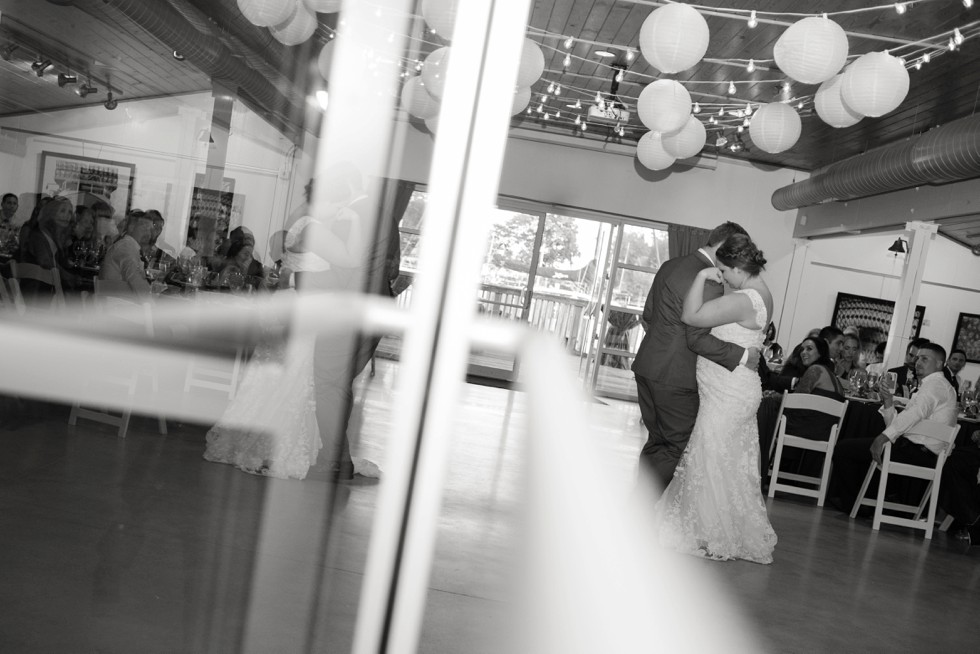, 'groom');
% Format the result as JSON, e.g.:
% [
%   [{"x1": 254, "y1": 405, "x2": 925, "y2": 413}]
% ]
[{"x1": 632, "y1": 222, "x2": 760, "y2": 489}]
